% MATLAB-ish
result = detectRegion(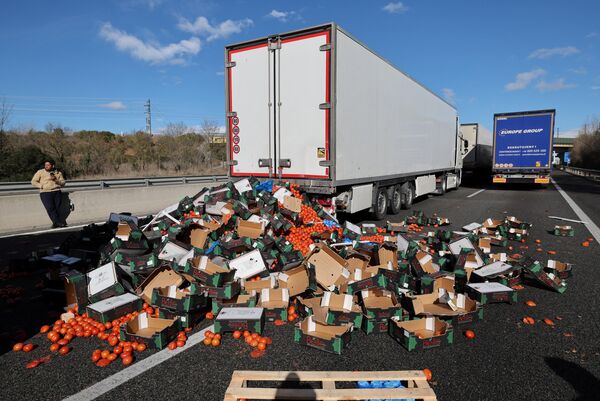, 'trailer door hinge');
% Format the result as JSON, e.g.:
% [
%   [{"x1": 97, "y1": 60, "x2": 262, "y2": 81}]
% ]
[
  {"x1": 278, "y1": 159, "x2": 291, "y2": 168},
  {"x1": 319, "y1": 103, "x2": 331, "y2": 110},
  {"x1": 258, "y1": 158, "x2": 272, "y2": 168},
  {"x1": 225, "y1": 61, "x2": 236, "y2": 68},
  {"x1": 226, "y1": 111, "x2": 237, "y2": 118},
  {"x1": 228, "y1": 160, "x2": 238, "y2": 166},
  {"x1": 268, "y1": 38, "x2": 281, "y2": 50},
  {"x1": 319, "y1": 160, "x2": 333, "y2": 167},
  {"x1": 319, "y1": 44, "x2": 331, "y2": 51}
]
